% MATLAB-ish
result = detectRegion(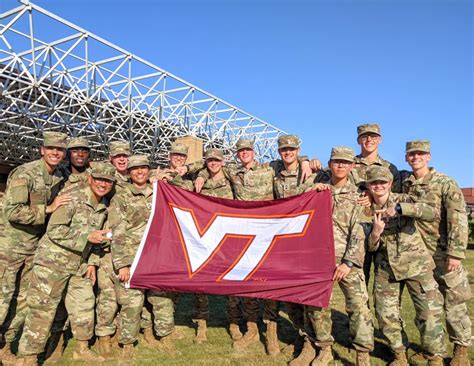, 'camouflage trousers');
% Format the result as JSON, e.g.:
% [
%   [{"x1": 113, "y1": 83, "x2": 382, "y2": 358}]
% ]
[
  {"x1": 243, "y1": 297, "x2": 260, "y2": 323},
  {"x1": 227, "y1": 296, "x2": 242, "y2": 325},
  {"x1": 0, "y1": 251, "x2": 33, "y2": 343},
  {"x1": 95, "y1": 250, "x2": 118, "y2": 337},
  {"x1": 374, "y1": 265, "x2": 446, "y2": 356},
  {"x1": 434, "y1": 259, "x2": 472, "y2": 347},
  {"x1": 18, "y1": 264, "x2": 95, "y2": 356},
  {"x1": 193, "y1": 294, "x2": 209, "y2": 321},
  {"x1": 263, "y1": 300, "x2": 304, "y2": 330},
  {"x1": 306, "y1": 267, "x2": 374, "y2": 352}
]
